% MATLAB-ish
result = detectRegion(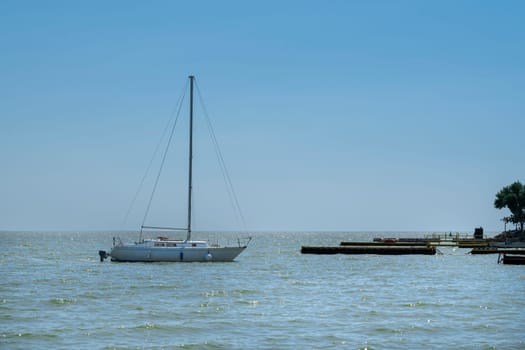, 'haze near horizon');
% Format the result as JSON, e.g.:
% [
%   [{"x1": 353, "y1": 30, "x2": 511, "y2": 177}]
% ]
[{"x1": 1, "y1": 1, "x2": 524, "y2": 233}]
